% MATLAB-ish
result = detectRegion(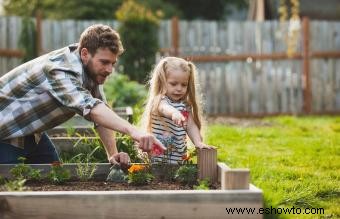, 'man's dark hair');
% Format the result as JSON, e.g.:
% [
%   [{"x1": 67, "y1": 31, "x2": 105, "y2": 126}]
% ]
[{"x1": 79, "y1": 24, "x2": 124, "y2": 55}]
